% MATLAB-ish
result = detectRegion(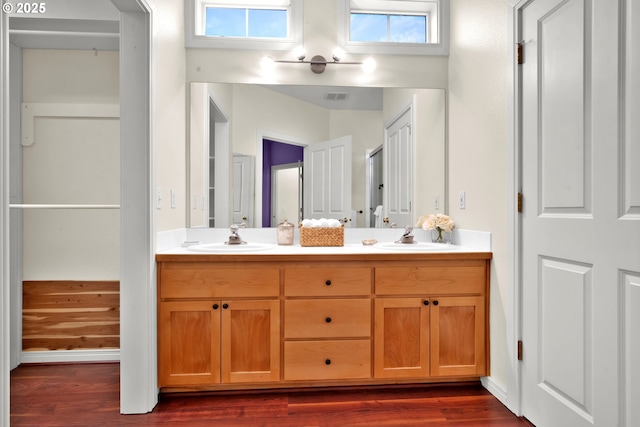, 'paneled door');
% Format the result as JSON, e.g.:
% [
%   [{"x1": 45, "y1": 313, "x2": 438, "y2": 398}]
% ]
[
  {"x1": 520, "y1": 0, "x2": 640, "y2": 426},
  {"x1": 304, "y1": 136, "x2": 352, "y2": 222},
  {"x1": 232, "y1": 155, "x2": 254, "y2": 227},
  {"x1": 384, "y1": 106, "x2": 413, "y2": 228}
]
